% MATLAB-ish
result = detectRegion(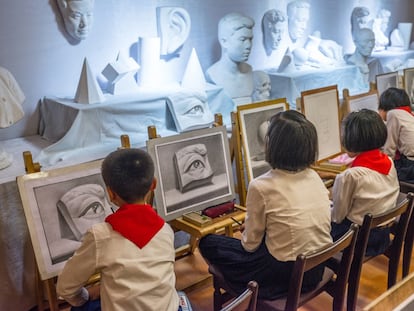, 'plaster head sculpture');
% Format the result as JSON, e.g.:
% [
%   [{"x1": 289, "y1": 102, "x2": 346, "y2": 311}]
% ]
[
  {"x1": 350, "y1": 6, "x2": 371, "y2": 39},
  {"x1": 157, "y1": 7, "x2": 191, "y2": 57},
  {"x1": 57, "y1": 0, "x2": 94, "y2": 41},
  {"x1": 252, "y1": 71, "x2": 271, "y2": 102},
  {"x1": 262, "y1": 9, "x2": 286, "y2": 56},
  {"x1": 205, "y1": 12, "x2": 255, "y2": 98},
  {"x1": 287, "y1": 1, "x2": 310, "y2": 43},
  {"x1": 346, "y1": 28, "x2": 376, "y2": 84}
]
